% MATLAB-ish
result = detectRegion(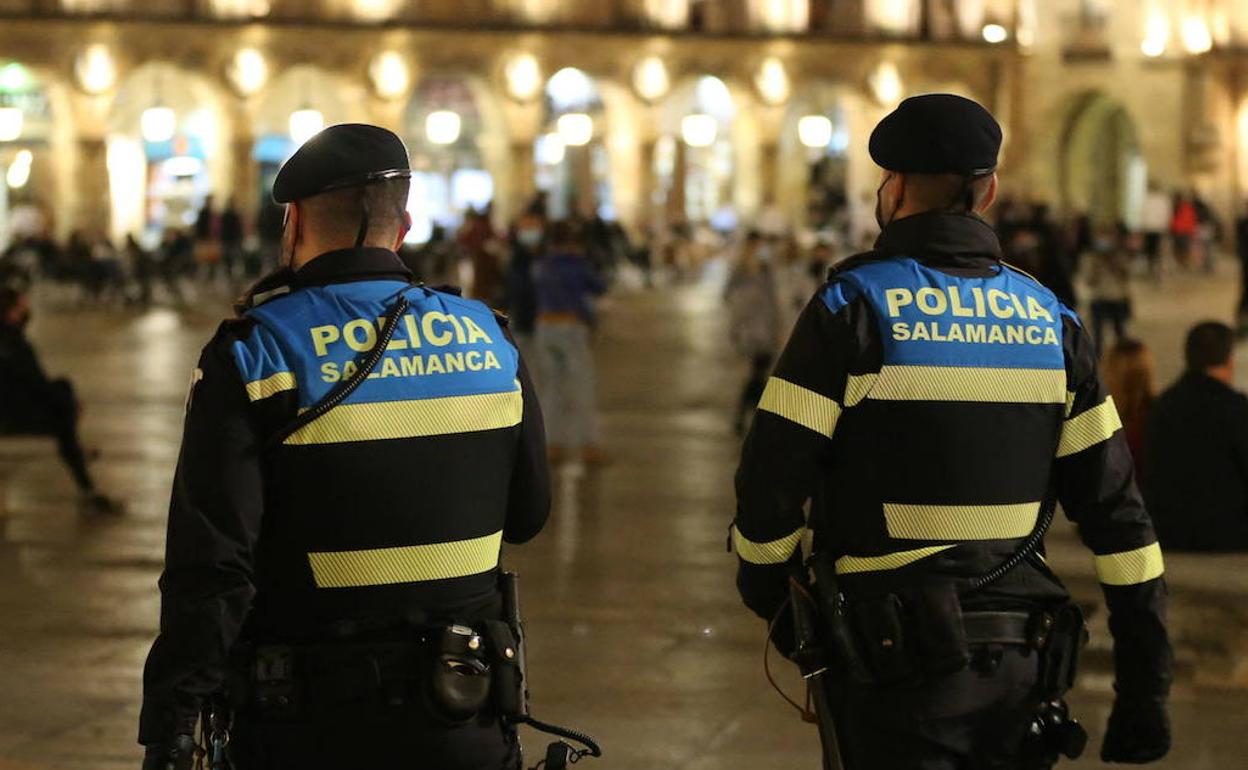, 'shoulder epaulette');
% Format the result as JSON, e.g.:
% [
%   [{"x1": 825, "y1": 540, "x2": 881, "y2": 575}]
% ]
[
  {"x1": 826, "y1": 249, "x2": 886, "y2": 282},
  {"x1": 430, "y1": 284, "x2": 464, "y2": 297},
  {"x1": 492, "y1": 308, "x2": 511, "y2": 327}
]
